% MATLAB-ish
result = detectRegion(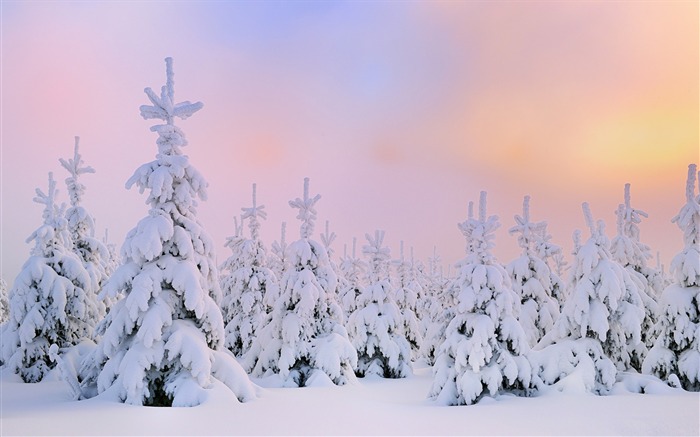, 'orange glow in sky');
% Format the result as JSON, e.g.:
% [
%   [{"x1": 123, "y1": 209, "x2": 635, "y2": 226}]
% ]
[{"x1": 1, "y1": 1, "x2": 698, "y2": 283}]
